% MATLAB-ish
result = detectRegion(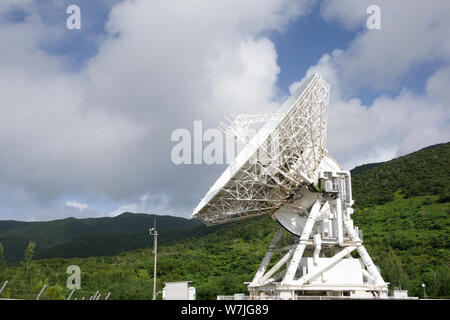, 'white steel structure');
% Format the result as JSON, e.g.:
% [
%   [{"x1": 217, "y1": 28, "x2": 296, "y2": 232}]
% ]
[{"x1": 193, "y1": 72, "x2": 390, "y2": 299}]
